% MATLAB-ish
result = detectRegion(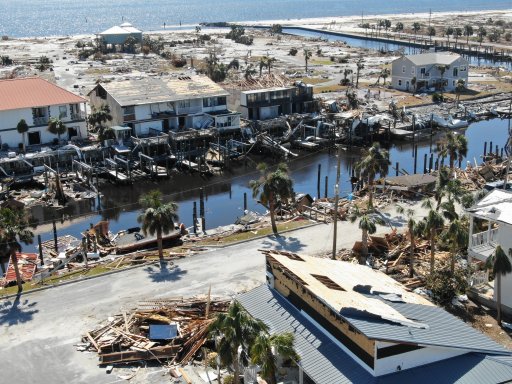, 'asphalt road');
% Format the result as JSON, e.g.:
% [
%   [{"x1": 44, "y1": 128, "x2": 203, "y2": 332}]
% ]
[{"x1": 0, "y1": 203, "x2": 415, "y2": 383}]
